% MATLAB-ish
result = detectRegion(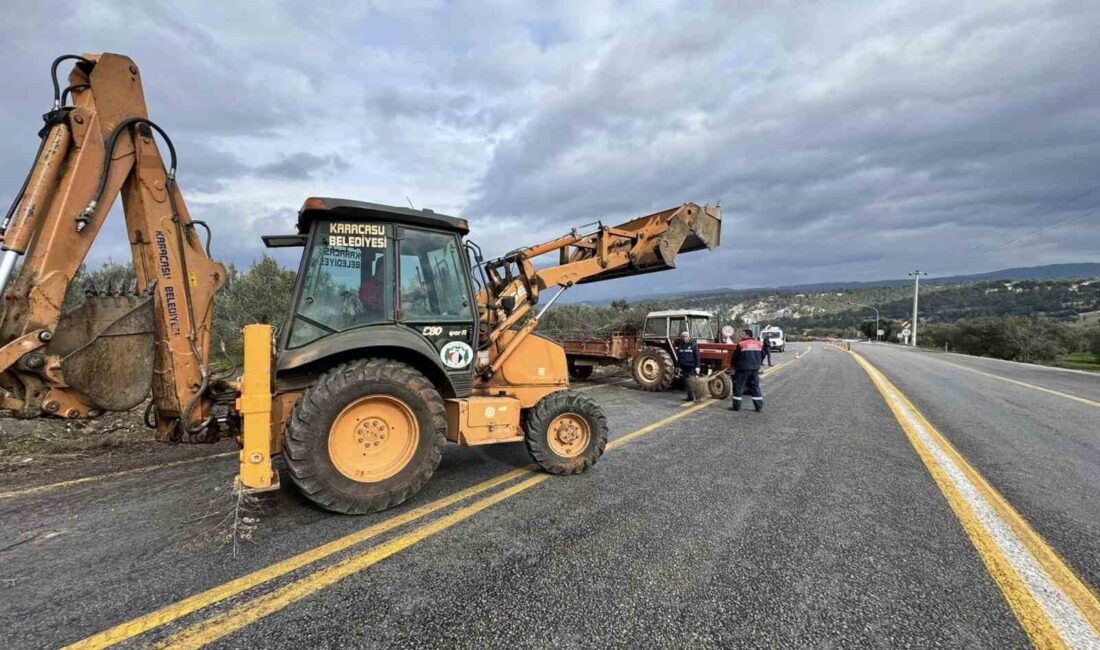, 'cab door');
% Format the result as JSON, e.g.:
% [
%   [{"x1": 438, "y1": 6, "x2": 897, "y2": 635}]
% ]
[{"x1": 395, "y1": 227, "x2": 478, "y2": 384}]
